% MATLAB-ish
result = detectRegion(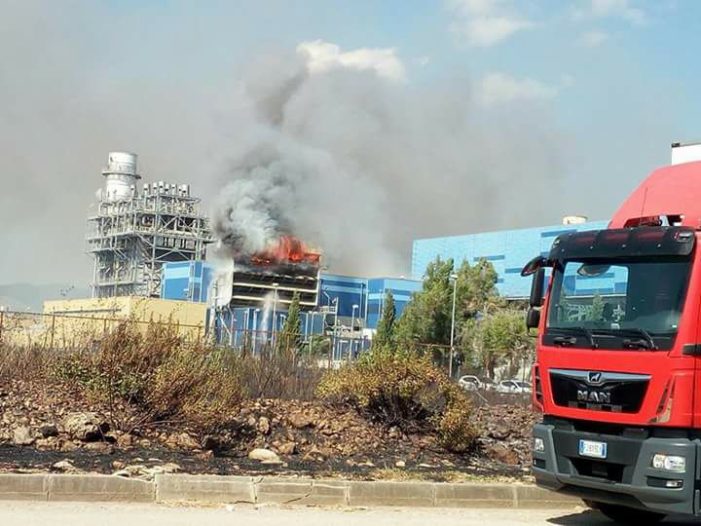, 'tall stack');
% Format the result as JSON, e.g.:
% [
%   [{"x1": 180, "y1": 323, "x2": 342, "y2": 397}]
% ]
[{"x1": 87, "y1": 152, "x2": 213, "y2": 298}]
